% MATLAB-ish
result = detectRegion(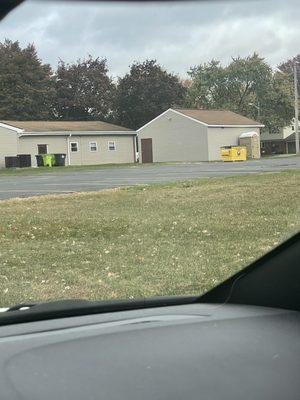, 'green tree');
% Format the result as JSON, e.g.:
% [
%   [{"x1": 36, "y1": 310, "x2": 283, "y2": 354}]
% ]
[
  {"x1": 0, "y1": 39, "x2": 55, "y2": 120},
  {"x1": 186, "y1": 59, "x2": 228, "y2": 109},
  {"x1": 114, "y1": 60, "x2": 186, "y2": 130},
  {"x1": 186, "y1": 53, "x2": 294, "y2": 132},
  {"x1": 277, "y1": 55, "x2": 300, "y2": 117},
  {"x1": 225, "y1": 54, "x2": 272, "y2": 114},
  {"x1": 259, "y1": 72, "x2": 294, "y2": 132},
  {"x1": 54, "y1": 56, "x2": 115, "y2": 120},
  {"x1": 278, "y1": 54, "x2": 300, "y2": 90}
]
